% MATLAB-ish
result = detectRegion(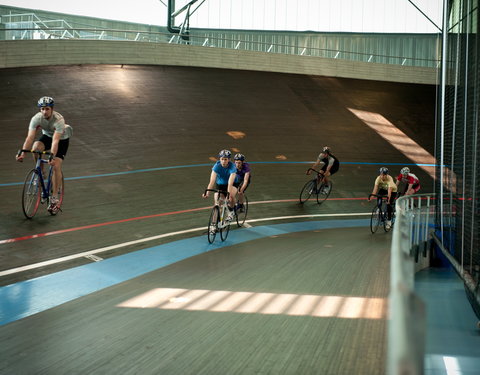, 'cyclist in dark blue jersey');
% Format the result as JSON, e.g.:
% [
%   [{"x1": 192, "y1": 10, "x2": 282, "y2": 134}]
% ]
[{"x1": 233, "y1": 153, "x2": 251, "y2": 213}]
